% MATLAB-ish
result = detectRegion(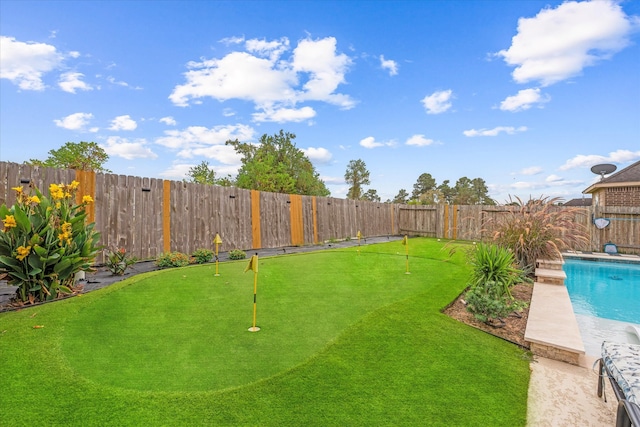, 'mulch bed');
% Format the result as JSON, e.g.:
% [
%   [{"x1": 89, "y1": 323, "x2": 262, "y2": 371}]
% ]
[{"x1": 442, "y1": 283, "x2": 533, "y2": 349}]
